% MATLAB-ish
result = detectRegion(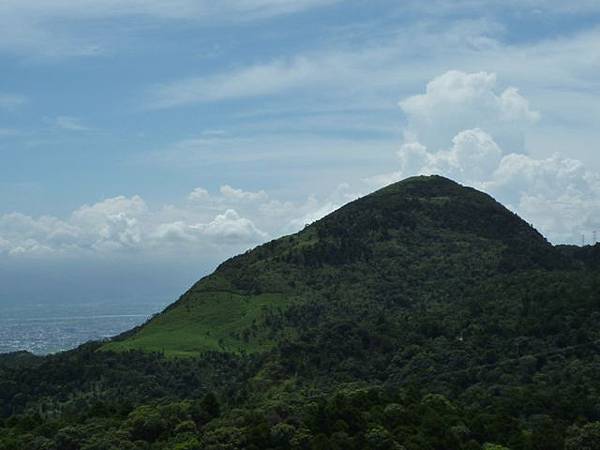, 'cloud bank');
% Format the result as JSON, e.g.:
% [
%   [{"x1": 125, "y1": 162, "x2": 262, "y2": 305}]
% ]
[
  {"x1": 3, "y1": 70, "x2": 599, "y2": 261},
  {"x1": 399, "y1": 70, "x2": 539, "y2": 152},
  {"x1": 0, "y1": 184, "x2": 356, "y2": 259},
  {"x1": 371, "y1": 71, "x2": 600, "y2": 244}
]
